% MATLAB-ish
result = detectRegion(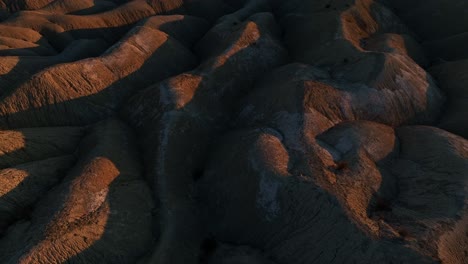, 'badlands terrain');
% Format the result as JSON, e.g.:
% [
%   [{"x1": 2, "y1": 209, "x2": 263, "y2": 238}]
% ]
[{"x1": 0, "y1": 0, "x2": 466, "y2": 263}]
